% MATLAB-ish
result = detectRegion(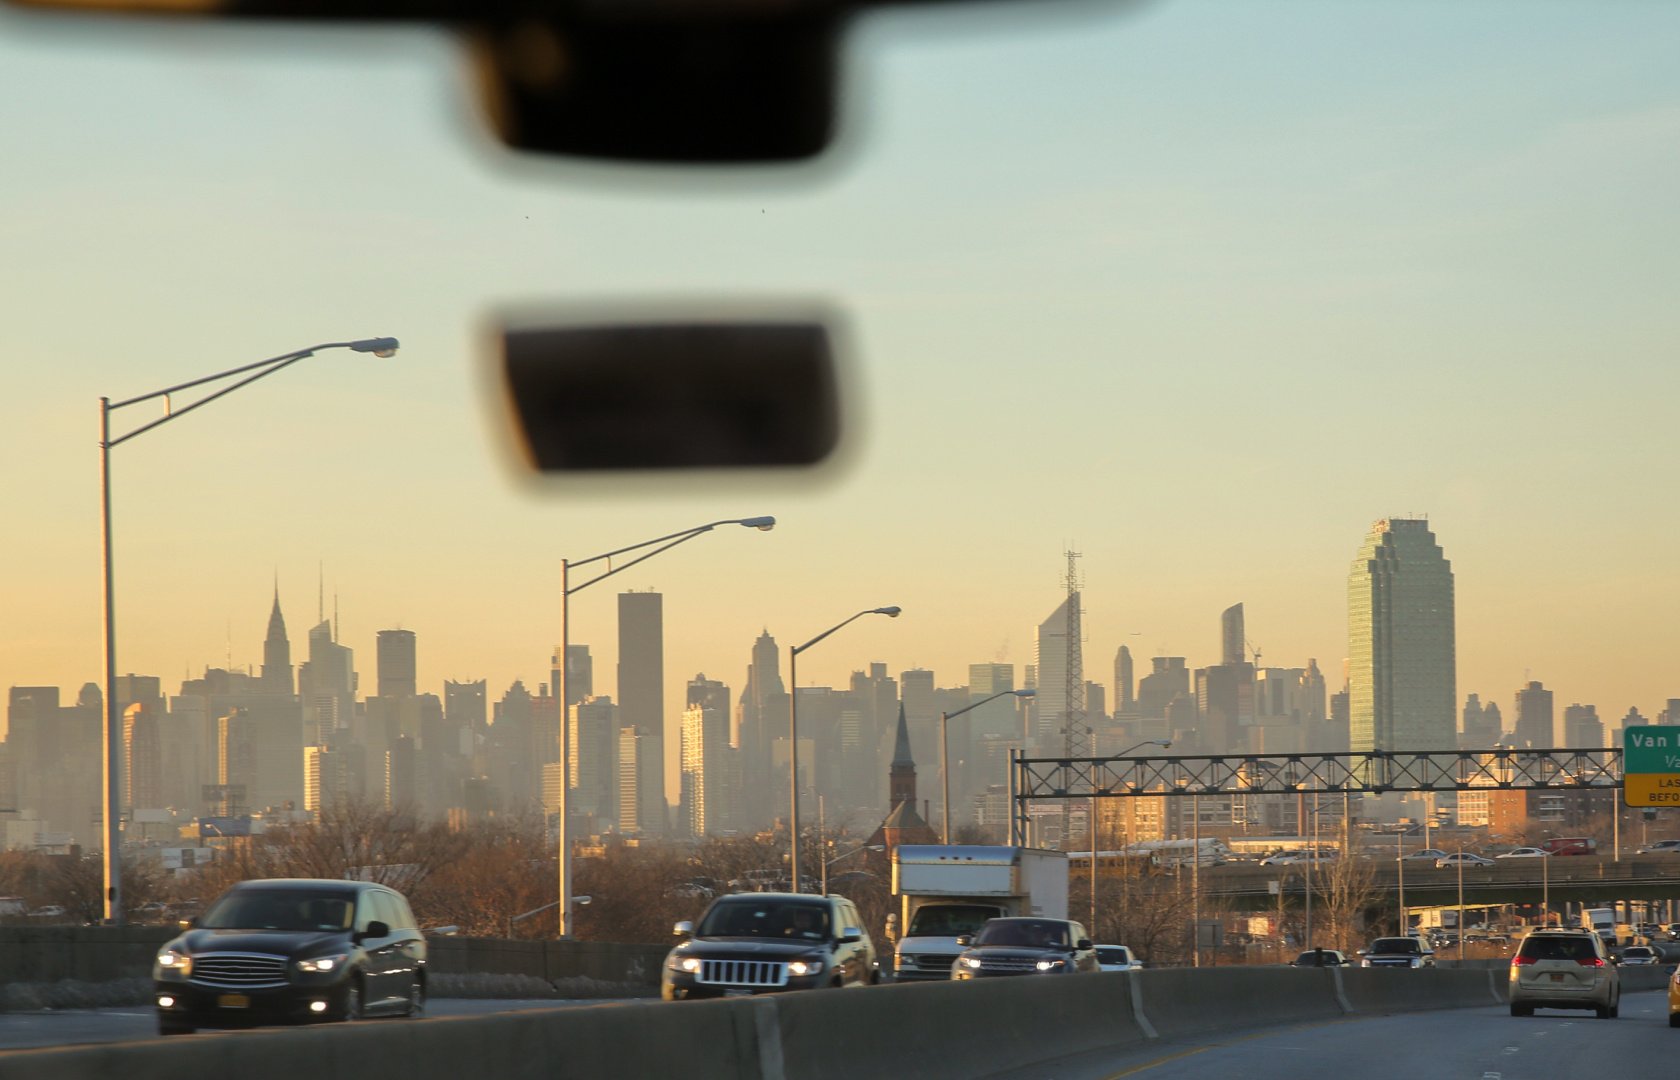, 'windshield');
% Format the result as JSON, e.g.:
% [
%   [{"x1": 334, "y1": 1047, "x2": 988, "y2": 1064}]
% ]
[
  {"x1": 697, "y1": 901, "x2": 831, "y2": 940},
  {"x1": 1097, "y1": 948, "x2": 1131, "y2": 964},
  {"x1": 2, "y1": 0, "x2": 1676, "y2": 1066},
  {"x1": 1369, "y1": 939, "x2": 1418, "y2": 954},
  {"x1": 974, "y1": 920, "x2": 1072, "y2": 949},
  {"x1": 198, "y1": 890, "x2": 354, "y2": 932},
  {"x1": 907, "y1": 905, "x2": 1002, "y2": 938}
]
